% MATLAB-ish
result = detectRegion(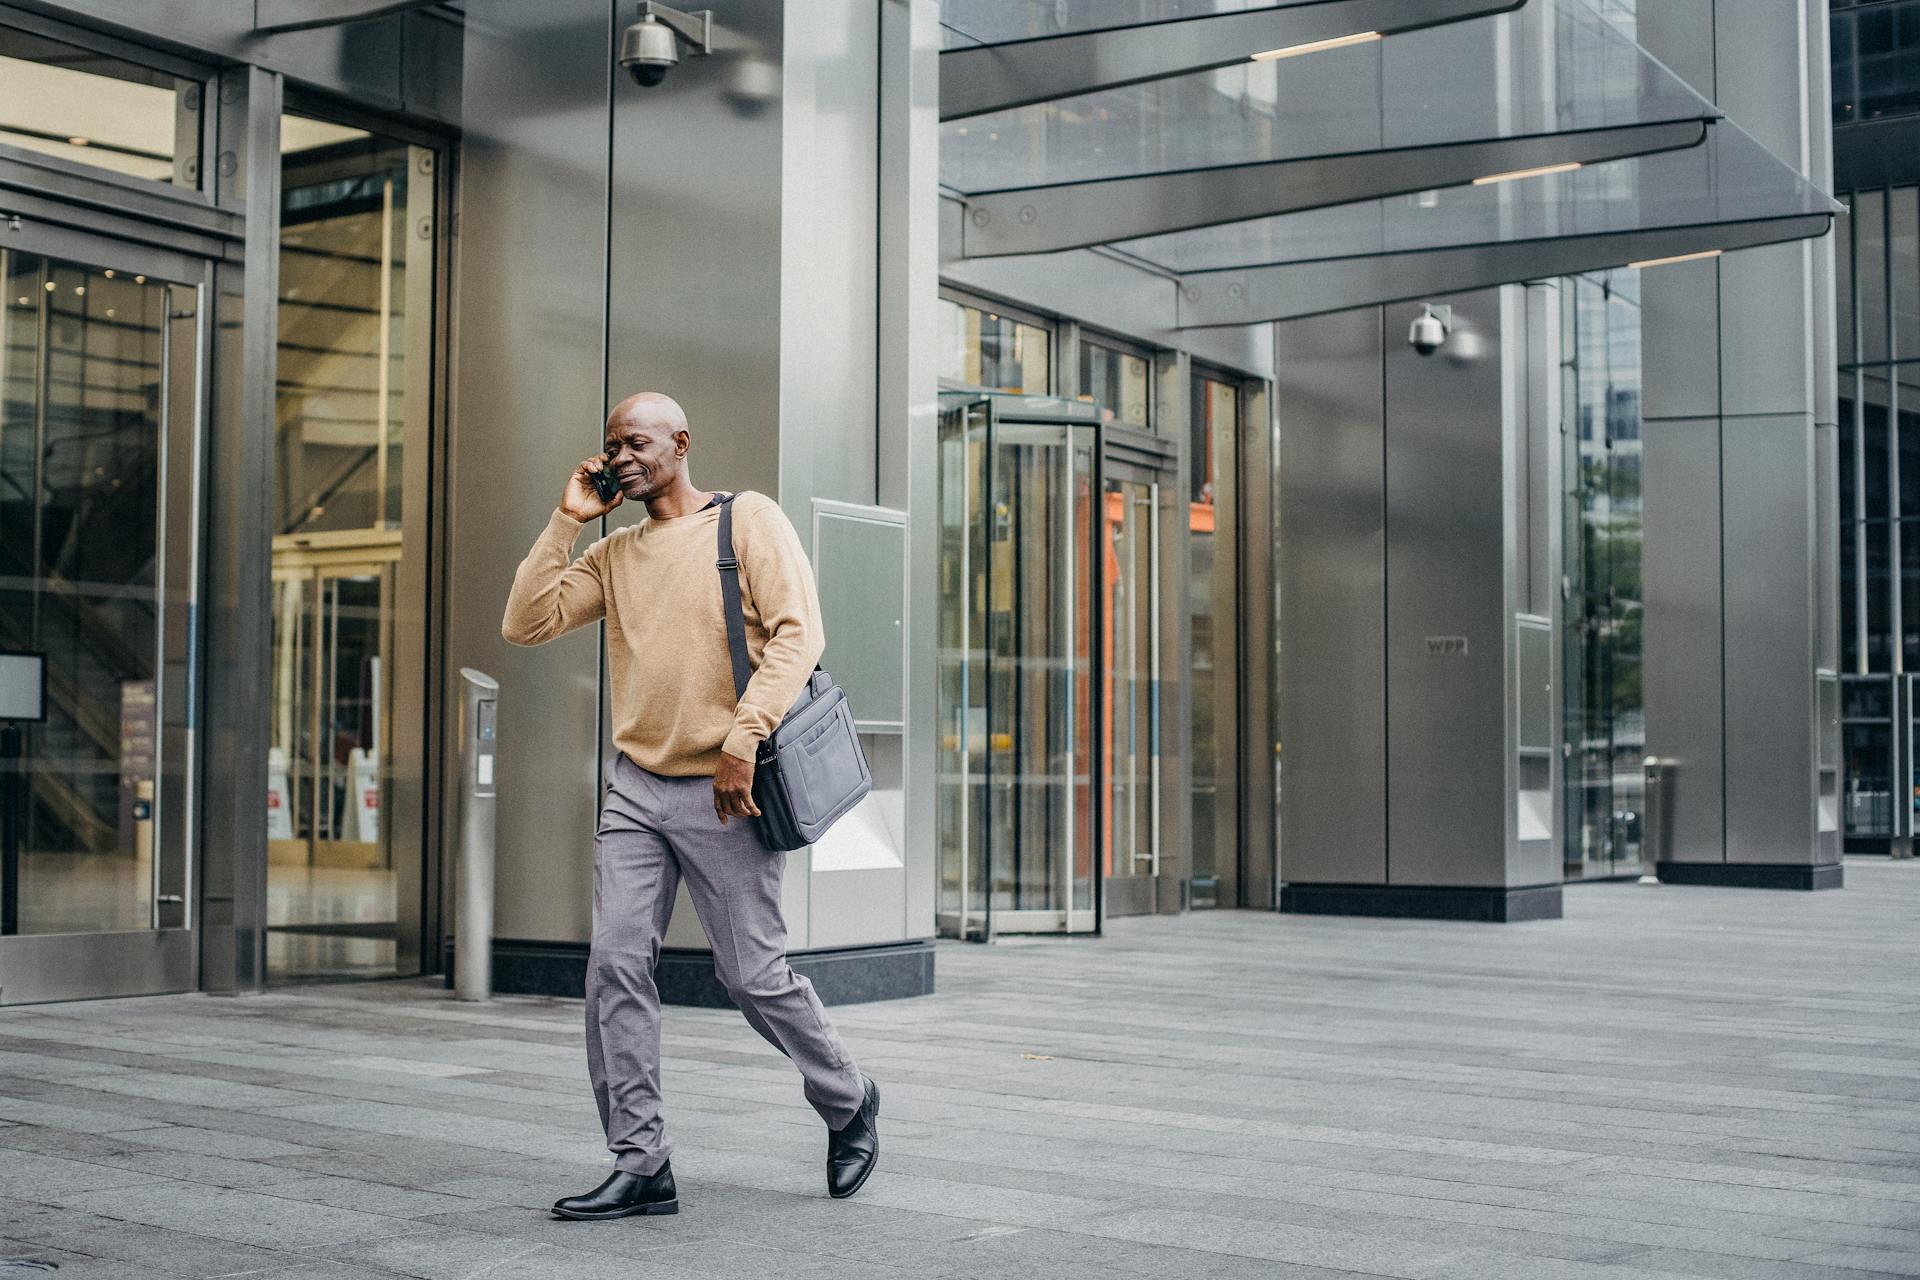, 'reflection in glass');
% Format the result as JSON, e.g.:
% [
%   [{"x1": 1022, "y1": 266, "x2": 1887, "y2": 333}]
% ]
[
  {"x1": 0, "y1": 27, "x2": 200, "y2": 188},
  {"x1": 1079, "y1": 339, "x2": 1151, "y2": 427},
  {"x1": 268, "y1": 114, "x2": 425, "y2": 980},
  {"x1": 938, "y1": 297, "x2": 1050, "y2": 393},
  {"x1": 0, "y1": 252, "x2": 187, "y2": 933},
  {"x1": 1561, "y1": 269, "x2": 1644, "y2": 879},
  {"x1": 1189, "y1": 375, "x2": 1237, "y2": 906}
]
